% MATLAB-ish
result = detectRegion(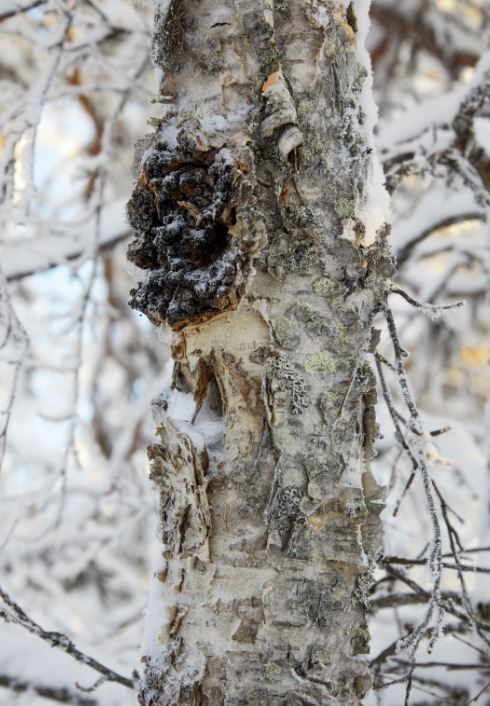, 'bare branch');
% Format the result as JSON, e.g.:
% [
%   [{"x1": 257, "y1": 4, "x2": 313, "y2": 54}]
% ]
[
  {"x1": 392, "y1": 659, "x2": 490, "y2": 672},
  {"x1": 0, "y1": 584, "x2": 135, "y2": 690},
  {"x1": 389, "y1": 285, "x2": 463, "y2": 316},
  {"x1": 0, "y1": 0, "x2": 45, "y2": 23},
  {"x1": 382, "y1": 555, "x2": 490, "y2": 575},
  {"x1": 0, "y1": 673, "x2": 98, "y2": 706}
]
